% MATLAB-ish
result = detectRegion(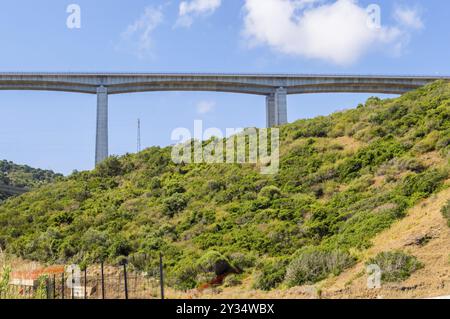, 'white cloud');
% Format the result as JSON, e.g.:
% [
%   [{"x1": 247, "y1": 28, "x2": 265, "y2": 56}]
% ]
[
  {"x1": 118, "y1": 6, "x2": 164, "y2": 58},
  {"x1": 394, "y1": 6, "x2": 424, "y2": 30},
  {"x1": 242, "y1": 0, "x2": 422, "y2": 65},
  {"x1": 196, "y1": 100, "x2": 216, "y2": 114},
  {"x1": 176, "y1": 0, "x2": 222, "y2": 28}
]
